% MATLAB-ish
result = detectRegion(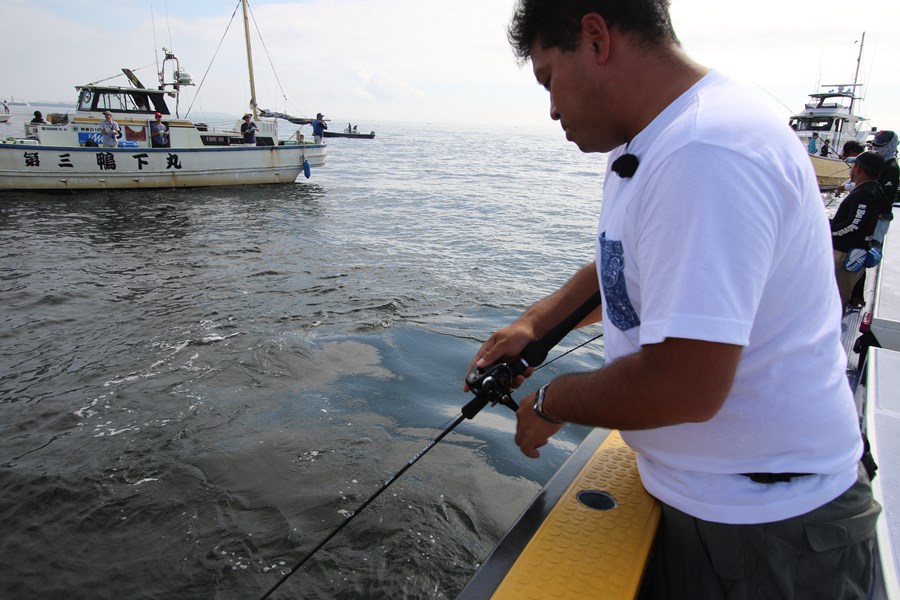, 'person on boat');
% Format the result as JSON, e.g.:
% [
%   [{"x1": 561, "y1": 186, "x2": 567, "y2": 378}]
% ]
[
  {"x1": 150, "y1": 112, "x2": 170, "y2": 148},
  {"x1": 2, "y1": 101, "x2": 8, "y2": 114},
  {"x1": 99, "y1": 111, "x2": 120, "y2": 148},
  {"x1": 819, "y1": 138, "x2": 833, "y2": 157},
  {"x1": 312, "y1": 112, "x2": 327, "y2": 144},
  {"x1": 845, "y1": 135, "x2": 894, "y2": 308},
  {"x1": 30, "y1": 111, "x2": 46, "y2": 125},
  {"x1": 807, "y1": 131, "x2": 819, "y2": 153},
  {"x1": 347, "y1": 123, "x2": 352, "y2": 134},
  {"x1": 241, "y1": 113, "x2": 258, "y2": 145},
  {"x1": 468, "y1": 1, "x2": 881, "y2": 597},
  {"x1": 870, "y1": 130, "x2": 899, "y2": 214},
  {"x1": 241, "y1": 113, "x2": 258, "y2": 144},
  {"x1": 831, "y1": 151, "x2": 886, "y2": 308},
  {"x1": 836, "y1": 140, "x2": 865, "y2": 194},
  {"x1": 352, "y1": 125, "x2": 358, "y2": 134}
]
